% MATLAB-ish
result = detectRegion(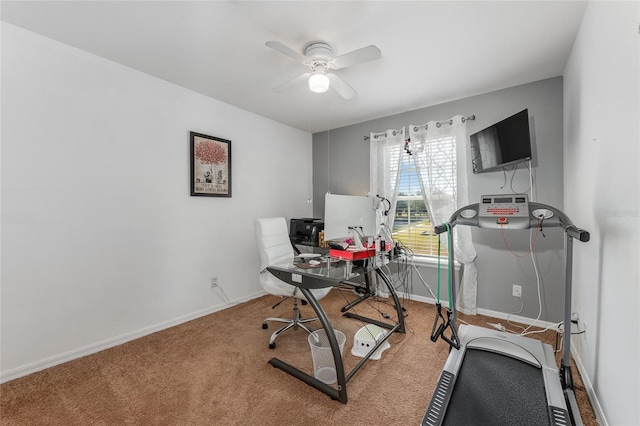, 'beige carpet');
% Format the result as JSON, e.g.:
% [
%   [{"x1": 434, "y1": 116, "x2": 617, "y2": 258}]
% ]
[{"x1": 1, "y1": 288, "x2": 597, "y2": 425}]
